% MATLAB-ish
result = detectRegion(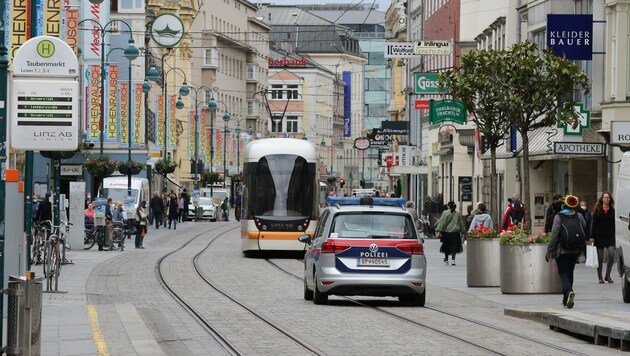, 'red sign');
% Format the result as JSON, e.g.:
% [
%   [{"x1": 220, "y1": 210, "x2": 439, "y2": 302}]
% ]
[
  {"x1": 386, "y1": 155, "x2": 400, "y2": 168},
  {"x1": 268, "y1": 57, "x2": 308, "y2": 67},
  {"x1": 415, "y1": 100, "x2": 430, "y2": 110}
]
